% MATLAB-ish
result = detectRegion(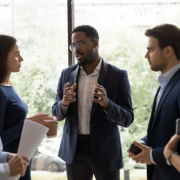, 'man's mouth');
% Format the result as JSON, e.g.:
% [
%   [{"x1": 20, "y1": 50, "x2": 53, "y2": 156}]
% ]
[{"x1": 76, "y1": 53, "x2": 83, "y2": 60}]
